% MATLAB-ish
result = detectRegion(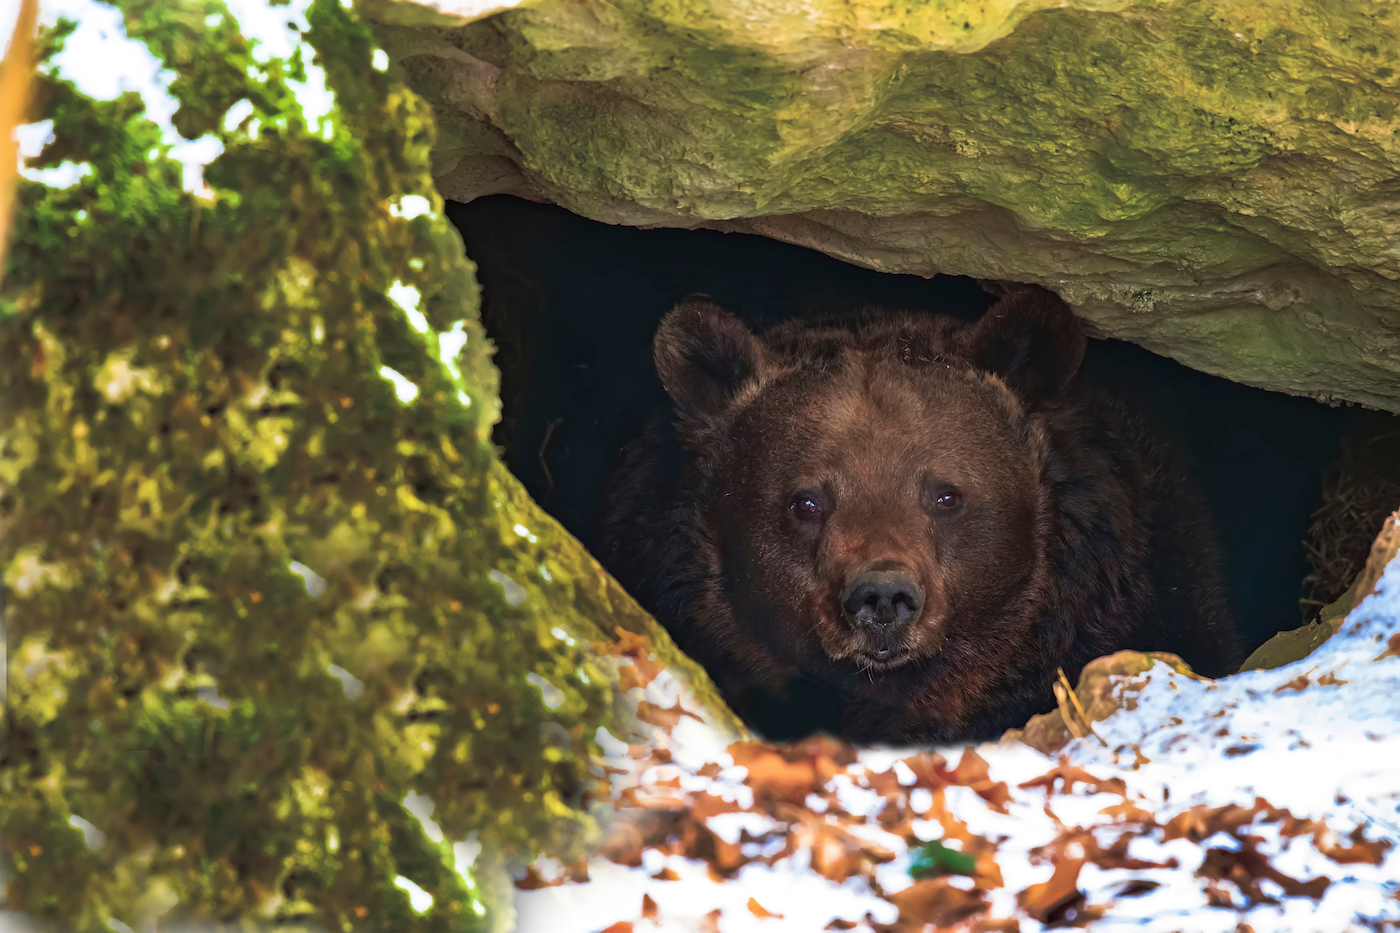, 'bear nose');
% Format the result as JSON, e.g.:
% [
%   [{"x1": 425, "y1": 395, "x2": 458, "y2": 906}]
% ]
[{"x1": 841, "y1": 569, "x2": 924, "y2": 630}]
